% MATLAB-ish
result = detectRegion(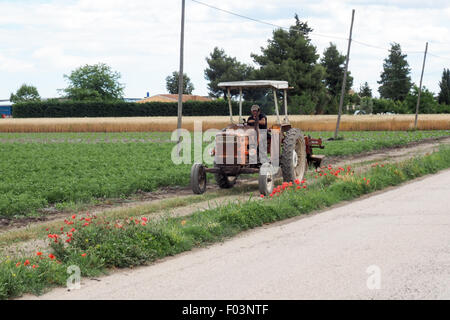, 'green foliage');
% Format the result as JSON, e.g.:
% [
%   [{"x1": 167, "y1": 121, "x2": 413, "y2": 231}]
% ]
[
  {"x1": 438, "y1": 68, "x2": 450, "y2": 105},
  {"x1": 359, "y1": 97, "x2": 374, "y2": 114},
  {"x1": 204, "y1": 47, "x2": 254, "y2": 98},
  {"x1": 165, "y1": 71, "x2": 195, "y2": 94},
  {"x1": 1, "y1": 146, "x2": 450, "y2": 299},
  {"x1": 12, "y1": 100, "x2": 262, "y2": 118},
  {"x1": 372, "y1": 98, "x2": 410, "y2": 114},
  {"x1": 1, "y1": 130, "x2": 449, "y2": 218},
  {"x1": 62, "y1": 63, "x2": 124, "y2": 101},
  {"x1": 320, "y1": 42, "x2": 353, "y2": 97},
  {"x1": 289, "y1": 93, "x2": 316, "y2": 114},
  {"x1": 359, "y1": 82, "x2": 372, "y2": 98},
  {"x1": 404, "y1": 85, "x2": 439, "y2": 114},
  {"x1": 313, "y1": 130, "x2": 450, "y2": 156},
  {"x1": 9, "y1": 84, "x2": 41, "y2": 103},
  {"x1": 251, "y1": 15, "x2": 327, "y2": 113},
  {"x1": 378, "y1": 43, "x2": 412, "y2": 101}
]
